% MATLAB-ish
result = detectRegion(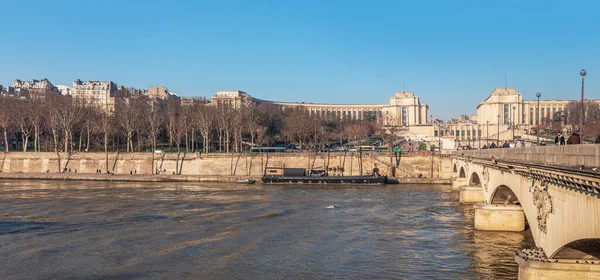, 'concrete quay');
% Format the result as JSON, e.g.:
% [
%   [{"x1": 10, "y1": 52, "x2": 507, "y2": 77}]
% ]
[
  {"x1": 0, "y1": 173, "x2": 261, "y2": 183},
  {"x1": 0, "y1": 172, "x2": 450, "y2": 185}
]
